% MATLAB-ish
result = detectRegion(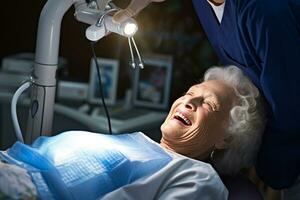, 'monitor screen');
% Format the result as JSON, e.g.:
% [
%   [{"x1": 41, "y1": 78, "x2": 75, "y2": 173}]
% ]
[
  {"x1": 133, "y1": 54, "x2": 172, "y2": 110},
  {"x1": 88, "y1": 58, "x2": 119, "y2": 105}
]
